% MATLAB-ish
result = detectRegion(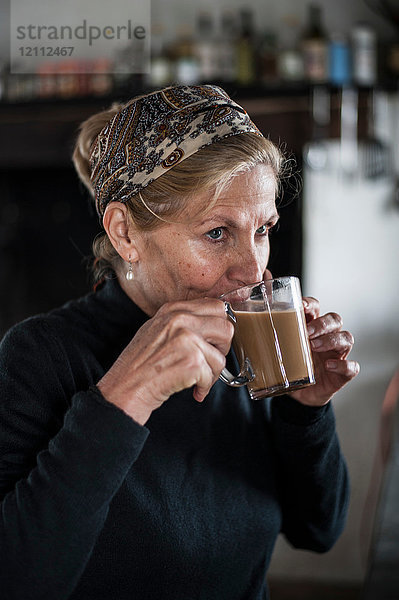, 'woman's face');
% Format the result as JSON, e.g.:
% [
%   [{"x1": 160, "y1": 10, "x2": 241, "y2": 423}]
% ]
[{"x1": 129, "y1": 164, "x2": 279, "y2": 316}]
